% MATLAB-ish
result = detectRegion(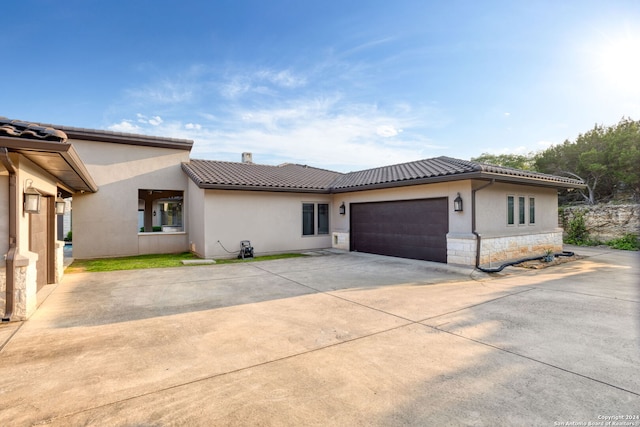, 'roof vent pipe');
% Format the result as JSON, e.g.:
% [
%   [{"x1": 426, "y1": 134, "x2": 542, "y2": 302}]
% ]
[{"x1": 242, "y1": 152, "x2": 253, "y2": 164}]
